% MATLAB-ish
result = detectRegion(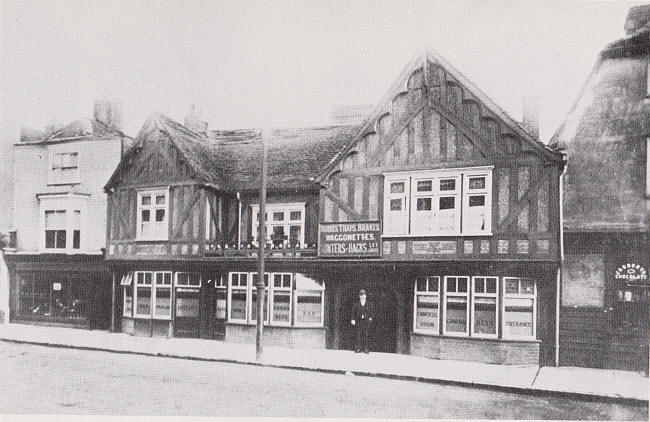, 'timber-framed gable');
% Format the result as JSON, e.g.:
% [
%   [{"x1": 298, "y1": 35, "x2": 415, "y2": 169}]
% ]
[{"x1": 317, "y1": 49, "x2": 565, "y2": 262}]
